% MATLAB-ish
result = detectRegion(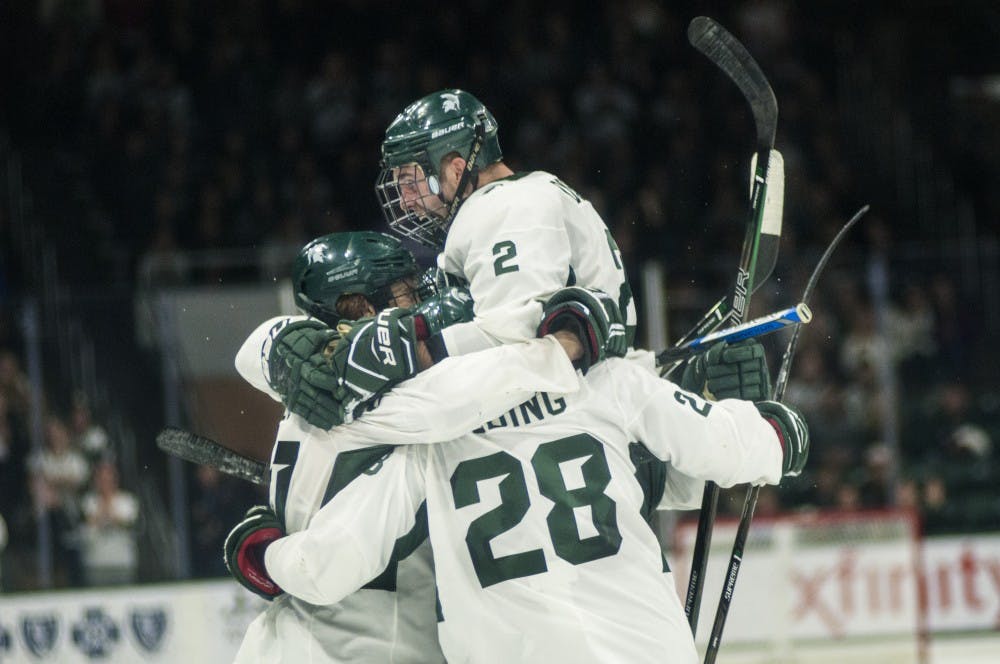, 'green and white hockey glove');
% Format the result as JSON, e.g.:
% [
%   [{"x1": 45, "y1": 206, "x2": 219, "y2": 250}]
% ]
[
  {"x1": 266, "y1": 319, "x2": 341, "y2": 395},
  {"x1": 283, "y1": 356, "x2": 346, "y2": 430},
  {"x1": 680, "y1": 339, "x2": 771, "y2": 401},
  {"x1": 223, "y1": 505, "x2": 285, "y2": 601},
  {"x1": 268, "y1": 319, "x2": 350, "y2": 429},
  {"x1": 756, "y1": 400, "x2": 810, "y2": 477},
  {"x1": 537, "y1": 286, "x2": 628, "y2": 374},
  {"x1": 411, "y1": 287, "x2": 475, "y2": 339},
  {"x1": 295, "y1": 307, "x2": 420, "y2": 427}
]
